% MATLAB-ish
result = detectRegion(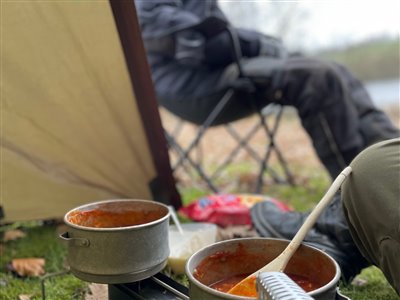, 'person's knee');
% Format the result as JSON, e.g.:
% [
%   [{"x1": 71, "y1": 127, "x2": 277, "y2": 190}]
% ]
[
  {"x1": 342, "y1": 139, "x2": 398, "y2": 209},
  {"x1": 341, "y1": 138, "x2": 400, "y2": 293}
]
